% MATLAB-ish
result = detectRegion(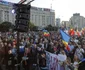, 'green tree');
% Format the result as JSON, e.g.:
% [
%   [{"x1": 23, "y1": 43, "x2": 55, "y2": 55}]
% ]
[
  {"x1": 0, "y1": 21, "x2": 13, "y2": 32},
  {"x1": 45, "y1": 24, "x2": 58, "y2": 31},
  {"x1": 28, "y1": 22, "x2": 38, "y2": 31},
  {"x1": 45, "y1": 24, "x2": 52, "y2": 31},
  {"x1": 29, "y1": 22, "x2": 35, "y2": 29}
]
